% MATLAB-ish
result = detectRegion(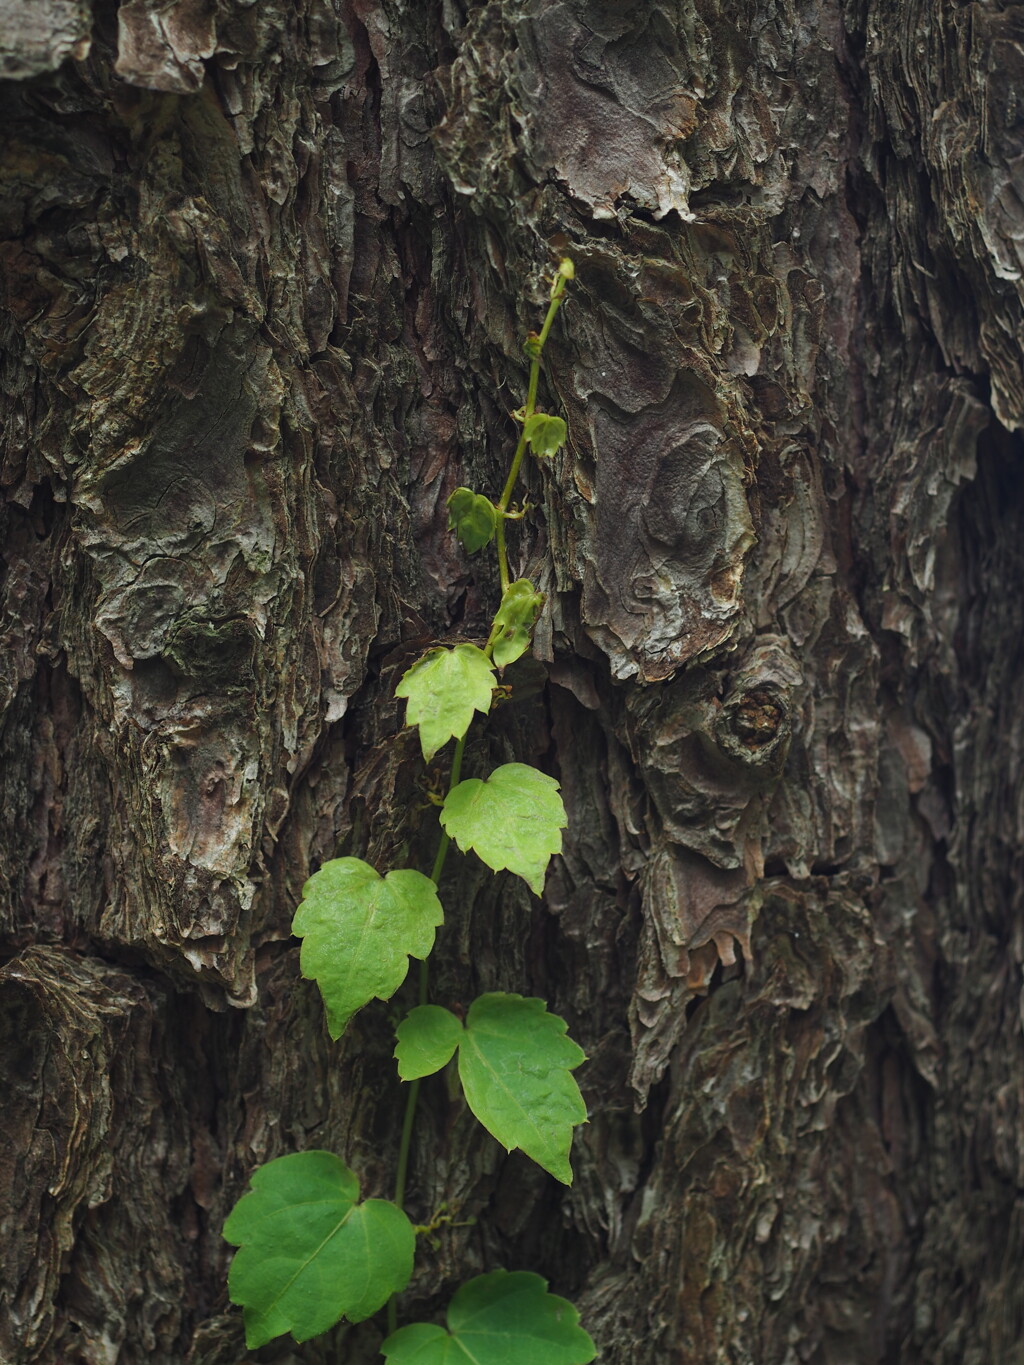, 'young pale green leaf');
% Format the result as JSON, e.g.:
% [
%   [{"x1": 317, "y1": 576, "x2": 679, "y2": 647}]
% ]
[
  {"x1": 488, "y1": 579, "x2": 545, "y2": 669},
  {"x1": 440, "y1": 762, "x2": 565, "y2": 895},
  {"x1": 381, "y1": 1269, "x2": 596, "y2": 1365},
  {"x1": 447, "y1": 487, "x2": 499, "y2": 554},
  {"x1": 395, "y1": 1004, "x2": 463, "y2": 1080},
  {"x1": 293, "y1": 858, "x2": 443, "y2": 1038},
  {"x1": 224, "y1": 1151, "x2": 415, "y2": 1349},
  {"x1": 457, "y1": 993, "x2": 586, "y2": 1184},
  {"x1": 396, "y1": 644, "x2": 496, "y2": 761},
  {"x1": 523, "y1": 413, "x2": 567, "y2": 457}
]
